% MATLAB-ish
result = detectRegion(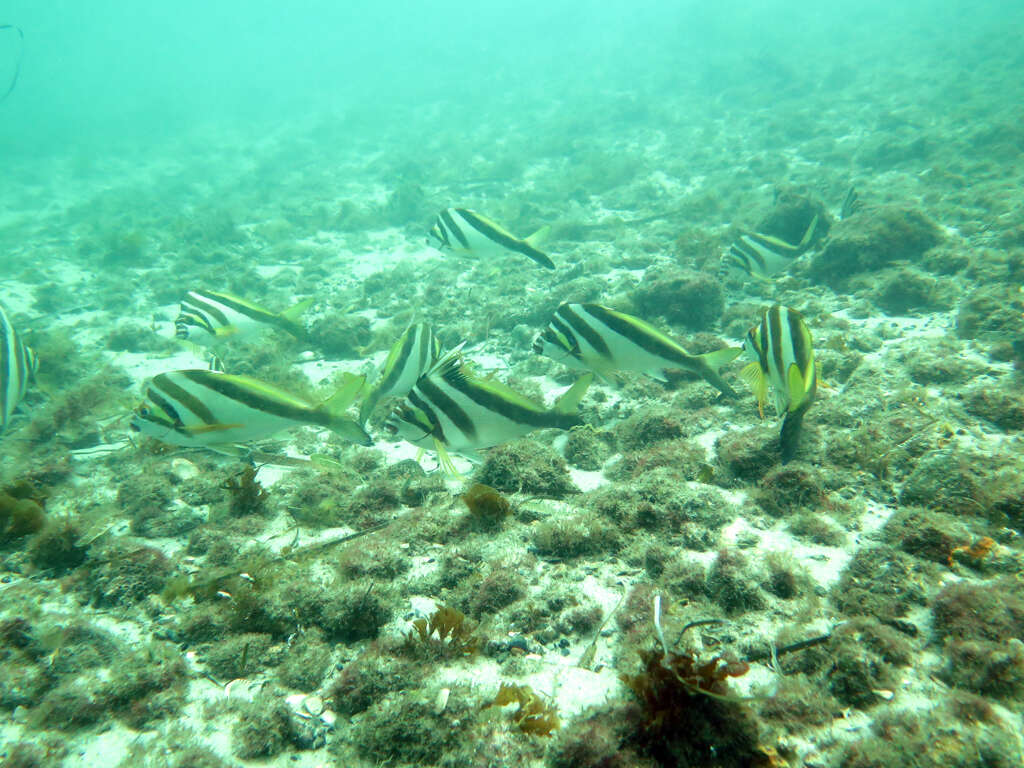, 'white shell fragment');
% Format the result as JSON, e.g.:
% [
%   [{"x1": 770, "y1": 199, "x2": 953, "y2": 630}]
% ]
[
  {"x1": 320, "y1": 709, "x2": 337, "y2": 728},
  {"x1": 170, "y1": 457, "x2": 200, "y2": 481},
  {"x1": 434, "y1": 687, "x2": 451, "y2": 714},
  {"x1": 304, "y1": 695, "x2": 325, "y2": 716}
]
